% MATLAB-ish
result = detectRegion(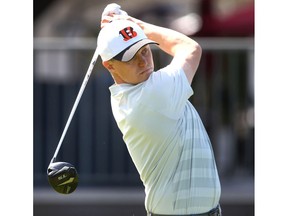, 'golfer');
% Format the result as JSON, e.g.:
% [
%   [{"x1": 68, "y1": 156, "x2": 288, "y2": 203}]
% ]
[{"x1": 97, "y1": 5, "x2": 221, "y2": 216}]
